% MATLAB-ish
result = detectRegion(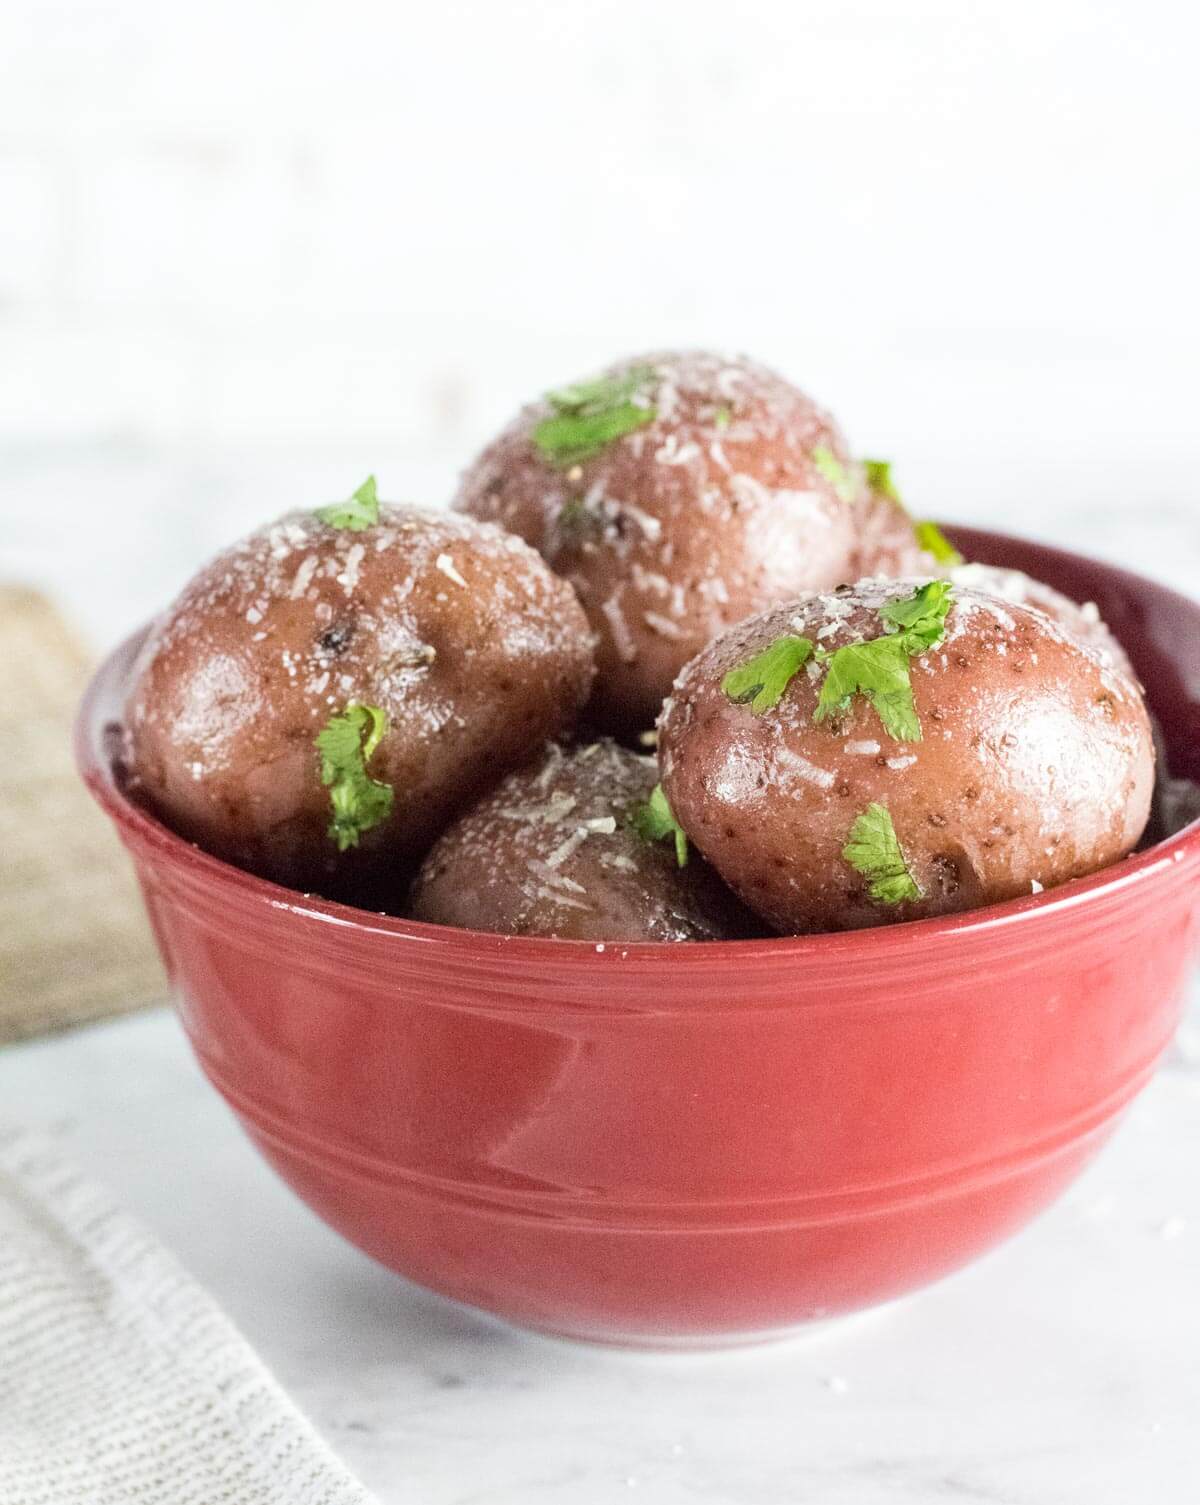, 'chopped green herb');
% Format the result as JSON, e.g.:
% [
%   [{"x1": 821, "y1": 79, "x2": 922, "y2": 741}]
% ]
[
  {"x1": 721, "y1": 634, "x2": 815, "y2": 715},
  {"x1": 533, "y1": 367, "x2": 657, "y2": 468},
  {"x1": 315, "y1": 703, "x2": 394, "y2": 851},
  {"x1": 914, "y1": 520, "x2": 964, "y2": 566},
  {"x1": 713, "y1": 405, "x2": 732, "y2": 430},
  {"x1": 843, "y1": 803, "x2": 922, "y2": 904},
  {"x1": 813, "y1": 581, "x2": 955, "y2": 742},
  {"x1": 814, "y1": 634, "x2": 921, "y2": 742},
  {"x1": 862, "y1": 457, "x2": 900, "y2": 503},
  {"x1": 533, "y1": 405, "x2": 655, "y2": 469},
  {"x1": 315, "y1": 475, "x2": 380, "y2": 532},
  {"x1": 629, "y1": 783, "x2": 688, "y2": 867},
  {"x1": 879, "y1": 578, "x2": 955, "y2": 652},
  {"x1": 812, "y1": 445, "x2": 857, "y2": 503}
]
